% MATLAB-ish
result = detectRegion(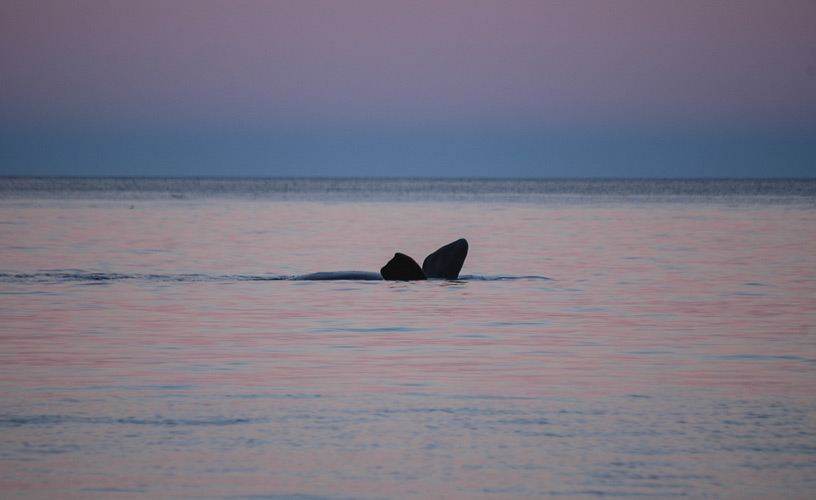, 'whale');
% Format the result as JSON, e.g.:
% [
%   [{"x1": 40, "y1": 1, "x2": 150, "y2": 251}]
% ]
[
  {"x1": 422, "y1": 238, "x2": 468, "y2": 280},
  {"x1": 296, "y1": 238, "x2": 469, "y2": 281},
  {"x1": 294, "y1": 271, "x2": 384, "y2": 281},
  {"x1": 380, "y1": 252, "x2": 427, "y2": 281}
]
